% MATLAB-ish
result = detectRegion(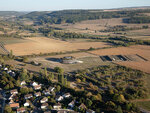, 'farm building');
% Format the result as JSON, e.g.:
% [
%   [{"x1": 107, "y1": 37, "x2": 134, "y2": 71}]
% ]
[{"x1": 61, "y1": 56, "x2": 83, "y2": 64}]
